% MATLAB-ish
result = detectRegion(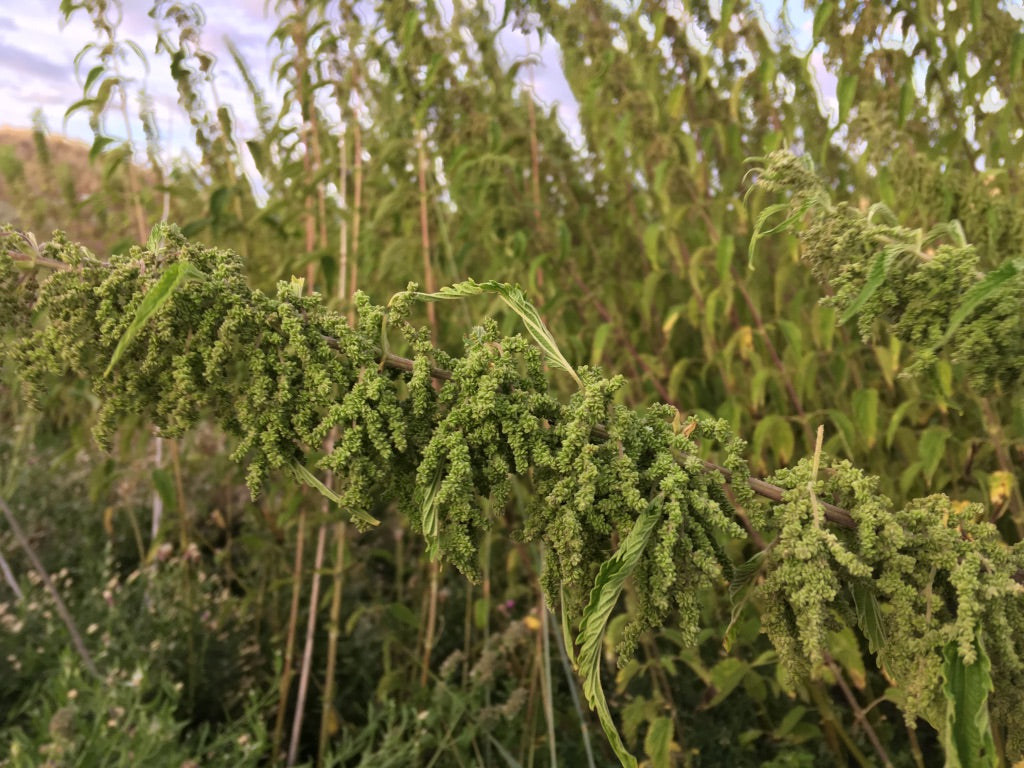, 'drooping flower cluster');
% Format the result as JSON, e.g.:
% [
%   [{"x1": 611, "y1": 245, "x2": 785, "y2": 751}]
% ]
[
  {"x1": 752, "y1": 150, "x2": 1024, "y2": 392},
  {"x1": 760, "y1": 456, "x2": 1024, "y2": 744},
  {"x1": 1, "y1": 223, "x2": 747, "y2": 657},
  {"x1": 5, "y1": 223, "x2": 1024, "y2": 759}
]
